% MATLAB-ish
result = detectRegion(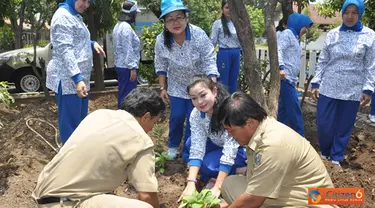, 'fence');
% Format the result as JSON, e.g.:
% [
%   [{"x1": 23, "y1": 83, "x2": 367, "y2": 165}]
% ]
[{"x1": 256, "y1": 49, "x2": 320, "y2": 89}]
